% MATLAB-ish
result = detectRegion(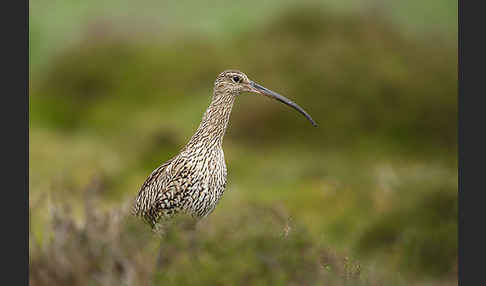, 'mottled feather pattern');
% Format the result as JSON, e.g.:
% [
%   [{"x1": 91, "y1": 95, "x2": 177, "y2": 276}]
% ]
[{"x1": 133, "y1": 71, "x2": 239, "y2": 228}]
